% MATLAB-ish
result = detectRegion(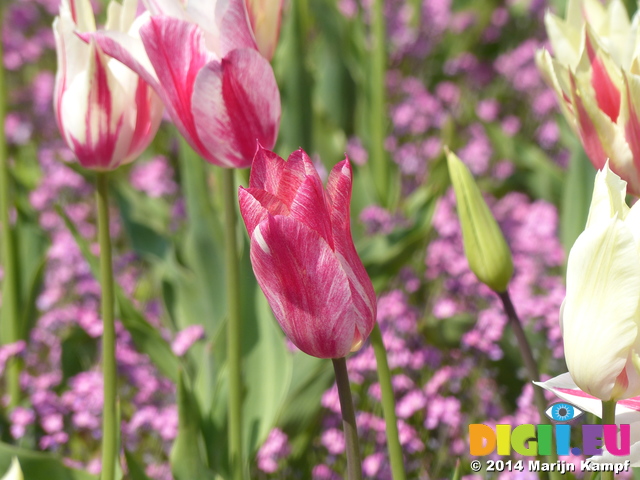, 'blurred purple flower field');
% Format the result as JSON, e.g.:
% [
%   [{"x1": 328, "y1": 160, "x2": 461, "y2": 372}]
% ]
[{"x1": 0, "y1": 0, "x2": 612, "y2": 477}]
